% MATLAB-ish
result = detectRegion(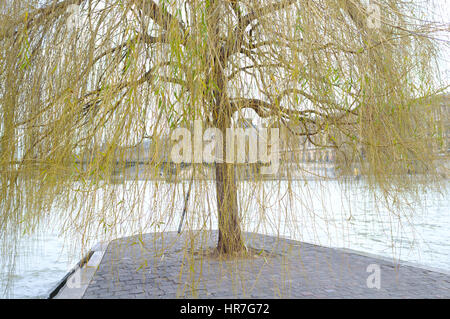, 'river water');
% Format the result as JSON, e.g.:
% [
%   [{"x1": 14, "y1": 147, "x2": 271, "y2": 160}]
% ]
[{"x1": 0, "y1": 179, "x2": 448, "y2": 298}]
